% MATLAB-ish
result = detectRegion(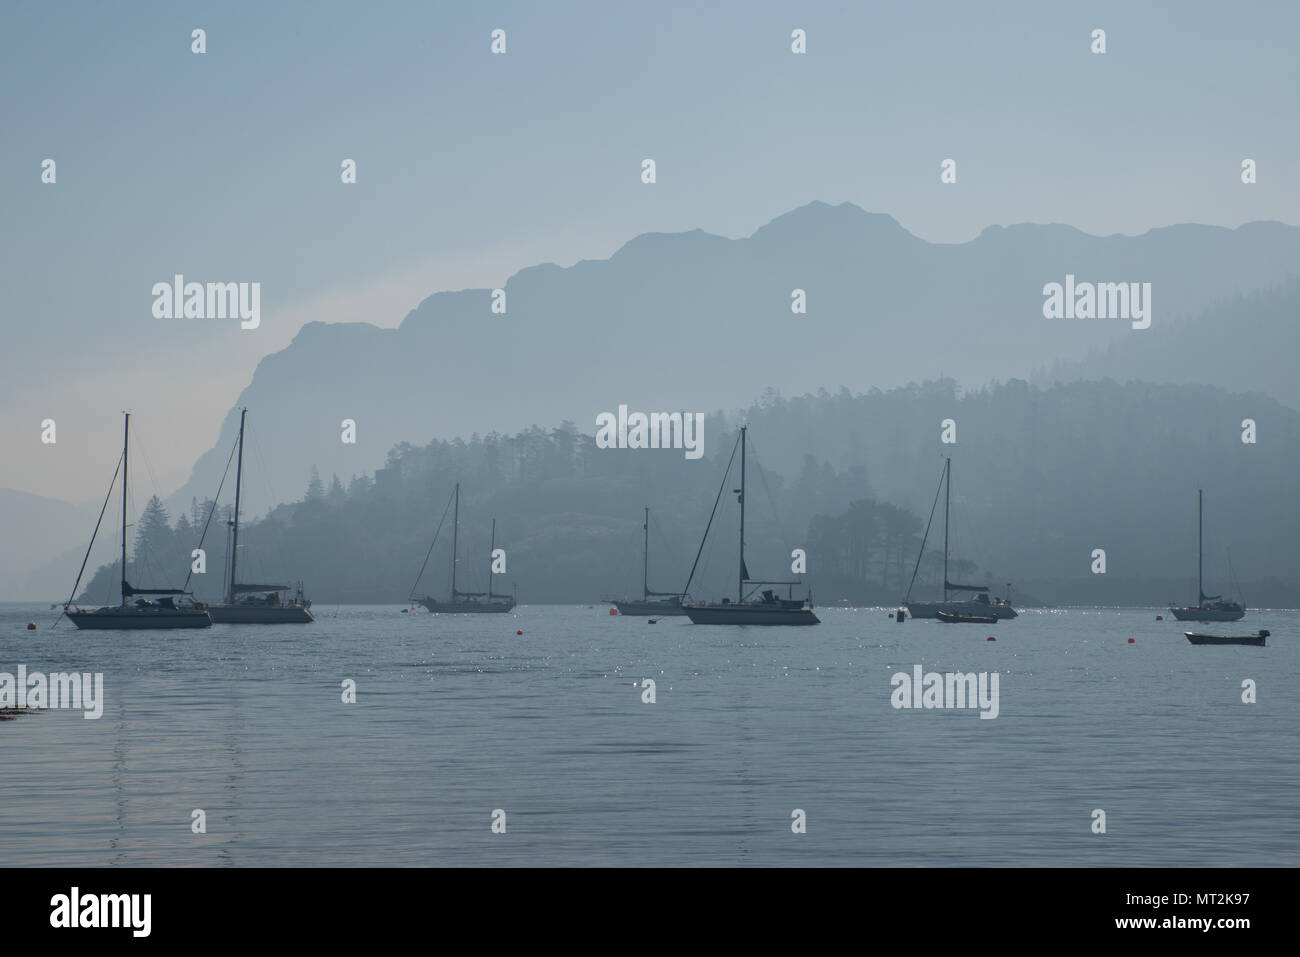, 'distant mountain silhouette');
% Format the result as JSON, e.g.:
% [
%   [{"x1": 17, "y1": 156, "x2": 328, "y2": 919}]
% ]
[
  {"x1": 1042, "y1": 276, "x2": 1300, "y2": 409},
  {"x1": 0, "y1": 489, "x2": 98, "y2": 601},
  {"x1": 133, "y1": 202, "x2": 1300, "y2": 519}
]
